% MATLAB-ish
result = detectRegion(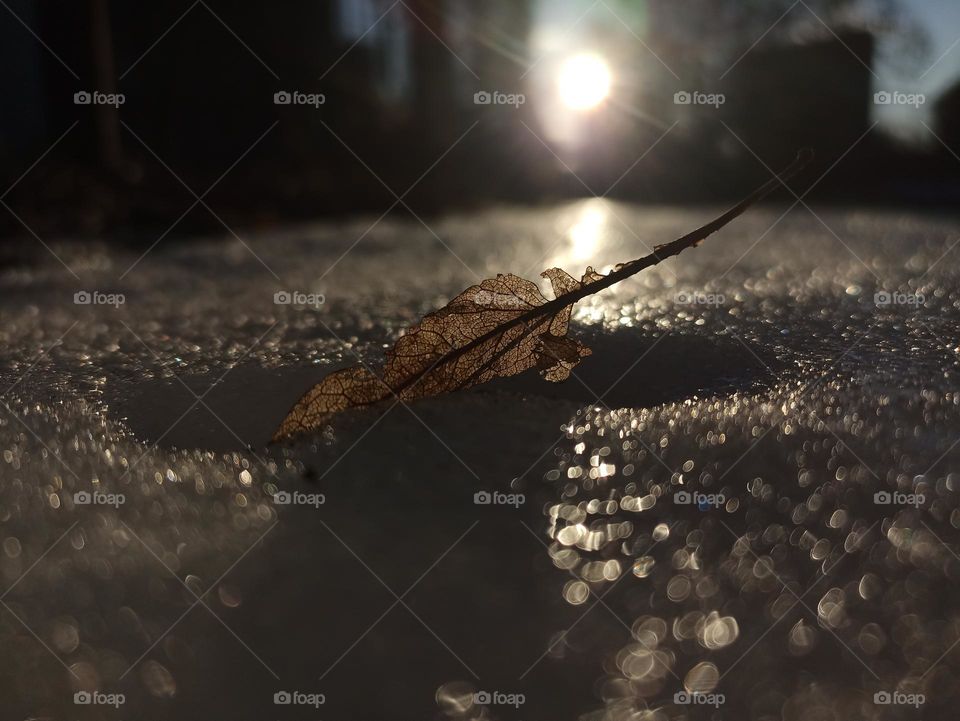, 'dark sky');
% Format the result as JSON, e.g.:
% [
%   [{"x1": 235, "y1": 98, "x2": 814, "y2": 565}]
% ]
[{"x1": 879, "y1": 0, "x2": 960, "y2": 139}]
